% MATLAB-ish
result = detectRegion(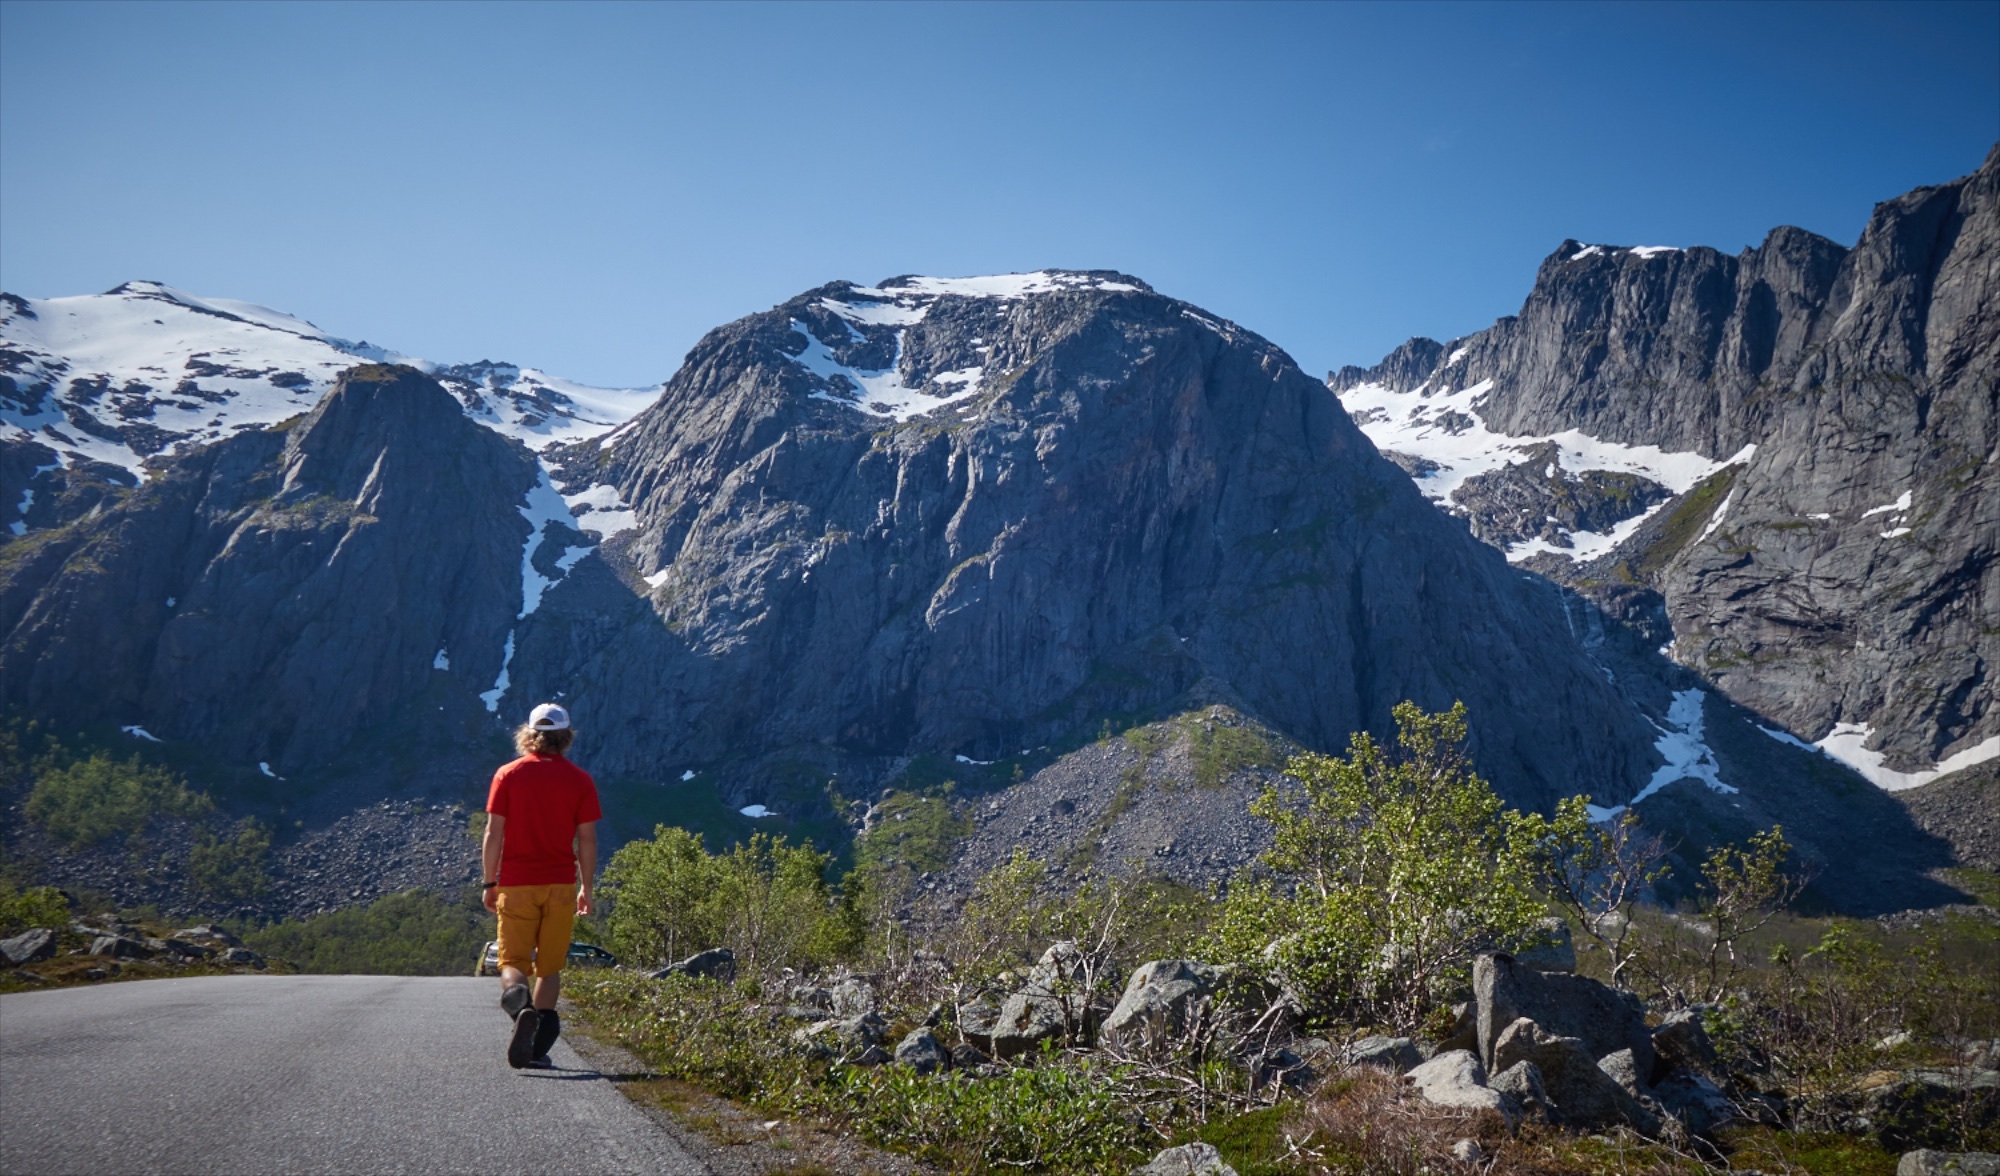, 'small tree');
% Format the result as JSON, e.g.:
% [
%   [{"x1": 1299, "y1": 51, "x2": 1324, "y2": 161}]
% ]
[
  {"x1": 1208, "y1": 701, "x2": 1545, "y2": 1032},
  {"x1": 1639, "y1": 824, "x2": 1805, "y2": 1006},
  {"x1": 1510, "y1": 798, "x2": 1669, "y2": 989}
]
